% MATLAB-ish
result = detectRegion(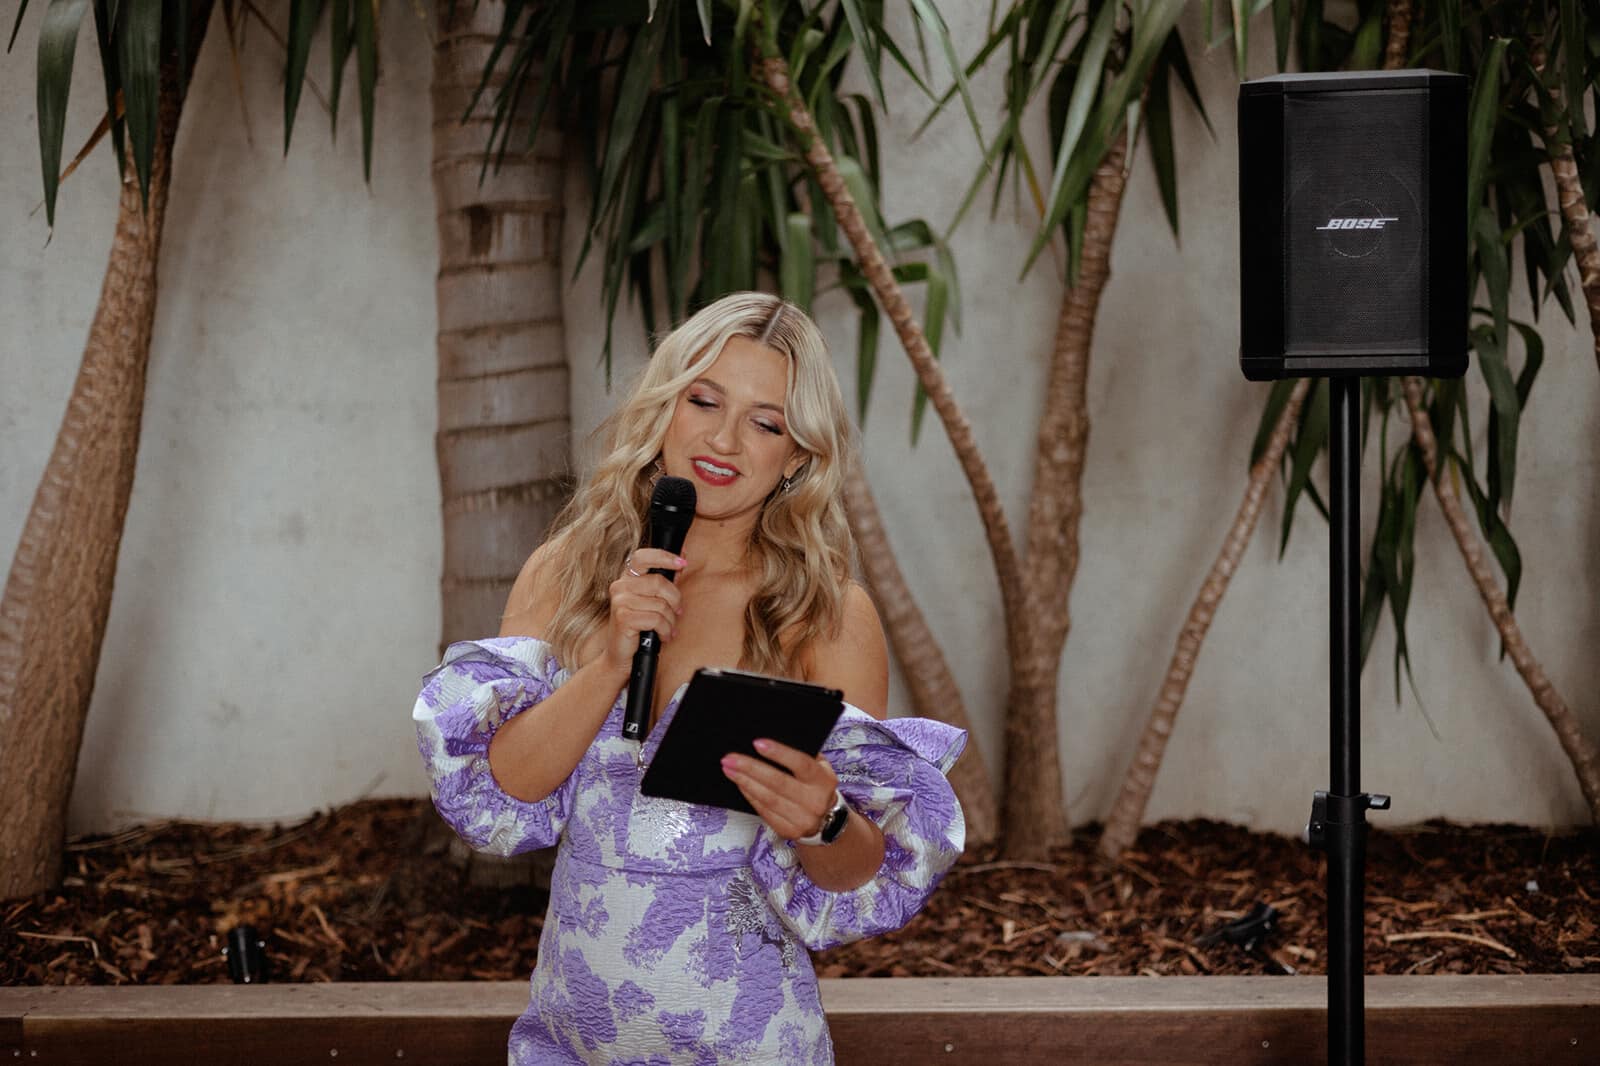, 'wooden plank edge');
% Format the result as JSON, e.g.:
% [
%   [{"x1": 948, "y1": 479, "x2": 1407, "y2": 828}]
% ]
[
  {"x1": 5, "y1": 975, "x2": 1597, "y2": 1019},
  {"x1": 1, "y1": 976, "x2": 1595, "y2": 1066}
]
